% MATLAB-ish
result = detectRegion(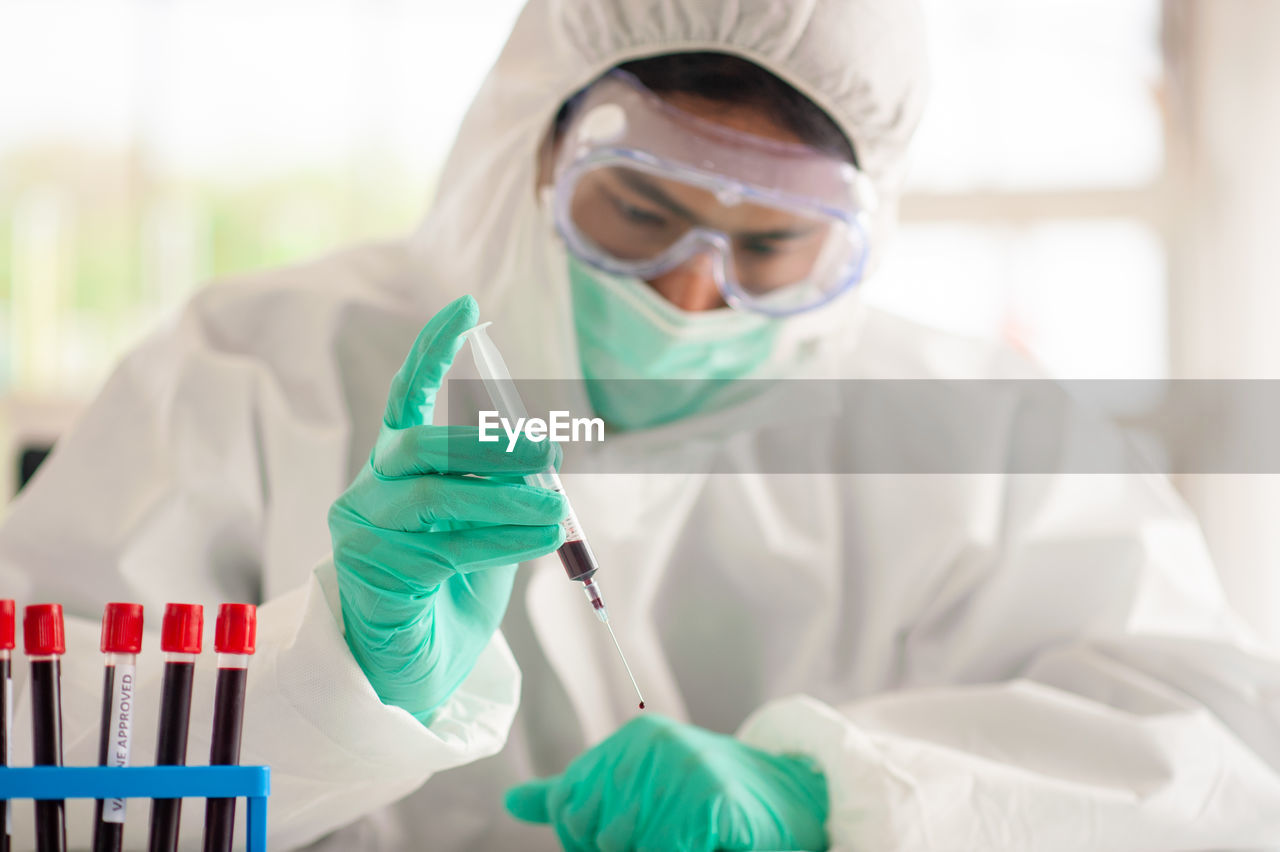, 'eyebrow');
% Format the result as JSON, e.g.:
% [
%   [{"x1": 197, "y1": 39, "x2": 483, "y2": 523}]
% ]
[
  {"x1": 612, "y1": 169, "x2": 826, "y2": 242},
  {"x1": 739, "y1": 225, "x2": 824, "y2": 242},
  {"x1": 614, "y1": 169, "x2": 698, "y2": 222}
]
